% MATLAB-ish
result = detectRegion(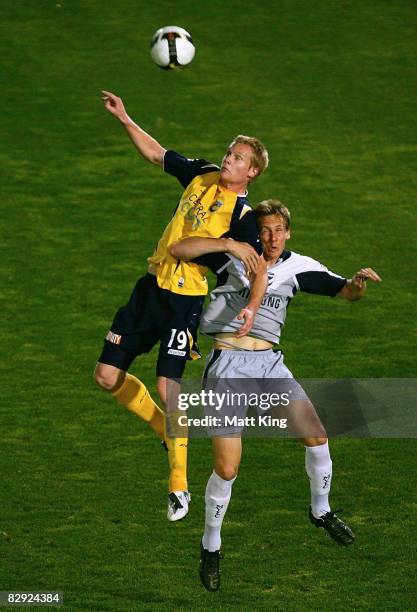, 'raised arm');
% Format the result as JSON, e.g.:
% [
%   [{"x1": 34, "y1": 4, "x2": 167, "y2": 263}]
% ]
[
  {"x1": 338, "y1": 267, "x2": 381, "y2": 301},
  {"x1": 169, "y1": 237, "x2": 260, "y2": 275},
  {"x1": 101, "y1": 91, "x2": 166, "y2": 166}
]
